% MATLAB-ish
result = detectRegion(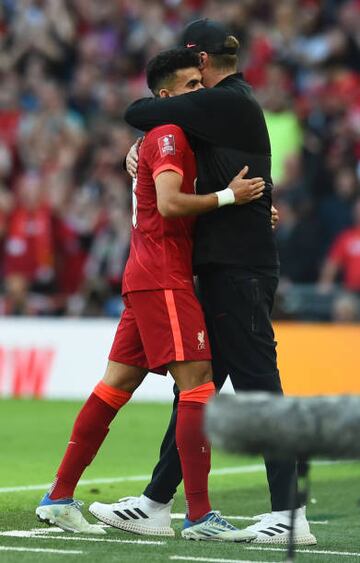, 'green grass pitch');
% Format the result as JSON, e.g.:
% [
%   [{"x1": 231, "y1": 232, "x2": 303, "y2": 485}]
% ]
[{"x1": 0, "y1": 399, "x2": 359, "y2": 563}]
